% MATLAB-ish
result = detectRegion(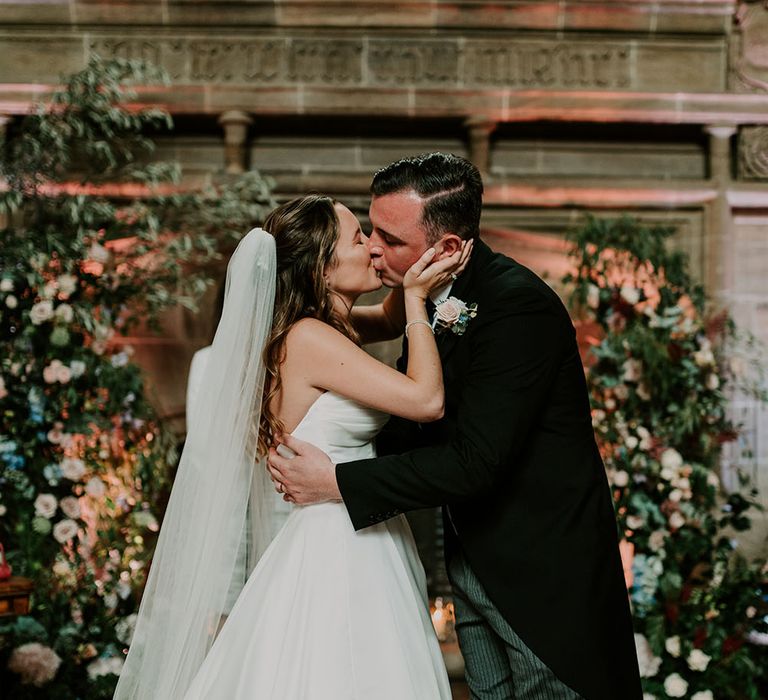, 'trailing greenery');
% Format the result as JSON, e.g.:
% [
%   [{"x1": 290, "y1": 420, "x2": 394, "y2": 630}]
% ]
[
  {"x1": 0, "y1": 57, "x2": 275, "y2": 698},
  {"x1": 564, "y1": 216, "x2": 768, "y2": 700}
]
